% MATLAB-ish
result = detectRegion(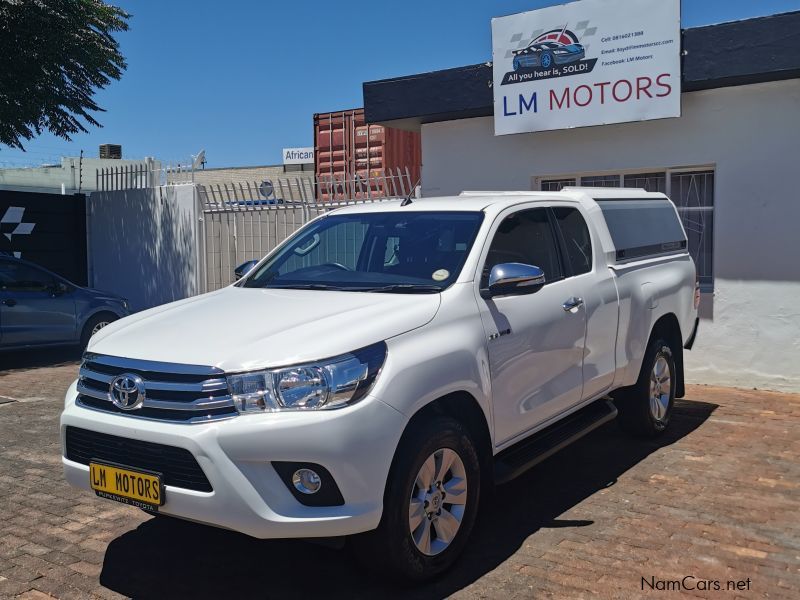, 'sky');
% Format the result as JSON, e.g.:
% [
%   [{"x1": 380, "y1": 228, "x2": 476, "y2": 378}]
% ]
[{"x1": 2, "y1": 0, "x2": 799, "y2": 169}]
